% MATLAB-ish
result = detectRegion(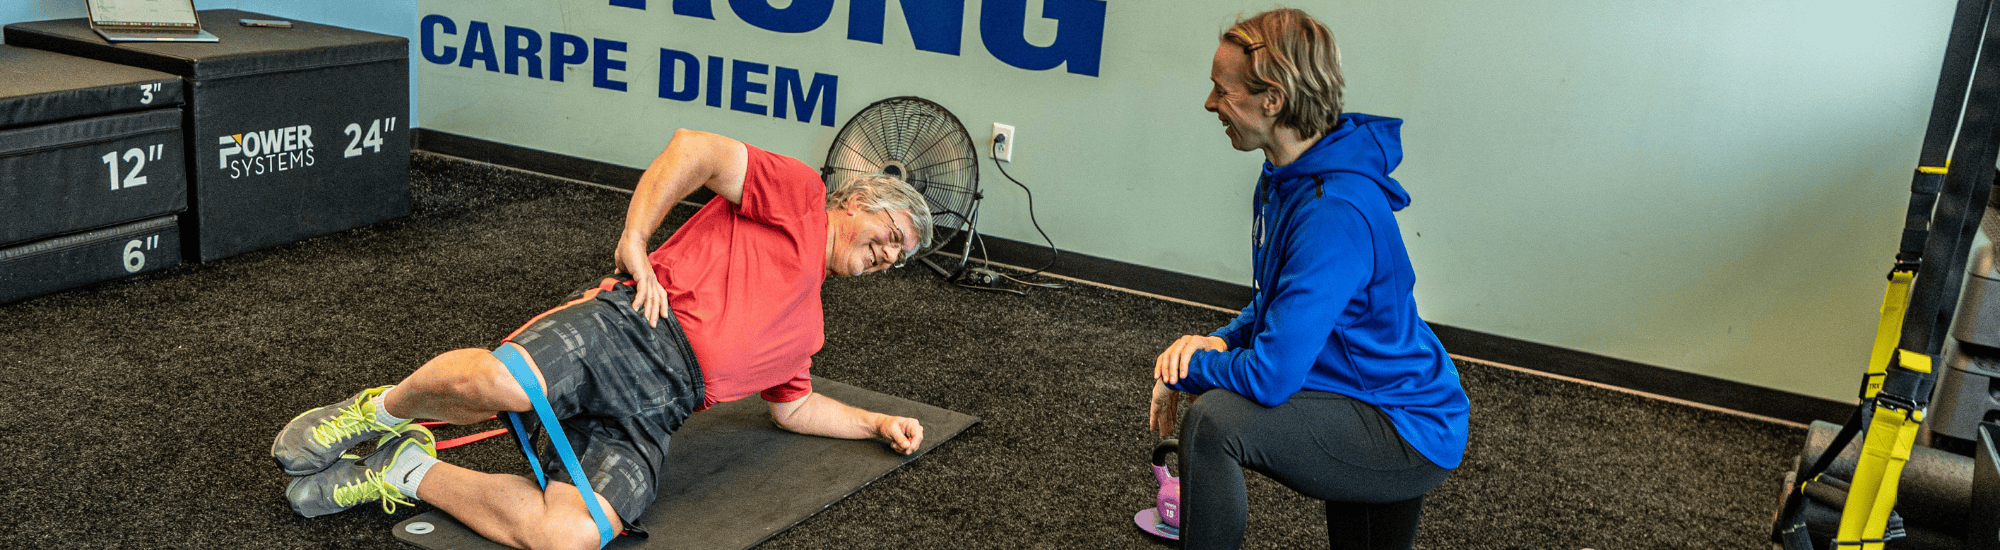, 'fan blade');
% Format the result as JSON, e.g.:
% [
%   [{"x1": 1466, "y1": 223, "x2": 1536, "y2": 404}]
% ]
[
  {"x1": 819, "y1": 96, "x2": 981, "y2": 257},
  {"x1": 905, "y1": 156, "x2": 976, "y2": 175}
]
